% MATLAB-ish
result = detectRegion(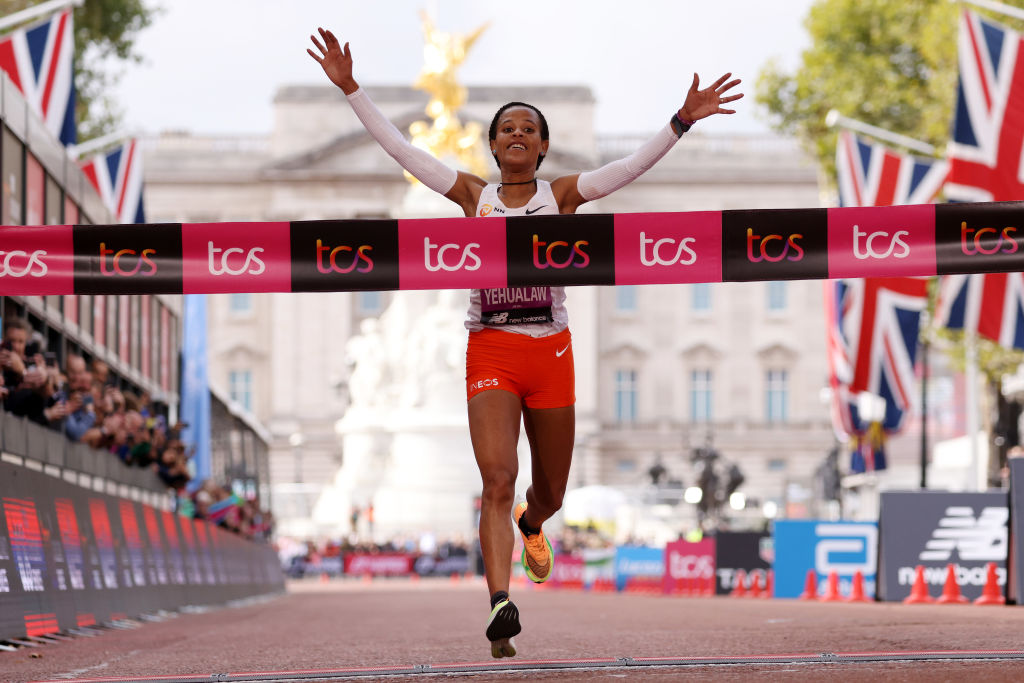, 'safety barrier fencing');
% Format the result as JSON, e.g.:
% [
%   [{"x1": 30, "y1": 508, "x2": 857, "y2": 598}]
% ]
[
  {"x1": 0, "y1": 449, "x2": 283, "y2": 642},
  {"x1": 1, "y1": 201, "x2": 1023, "y2": 295}
]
